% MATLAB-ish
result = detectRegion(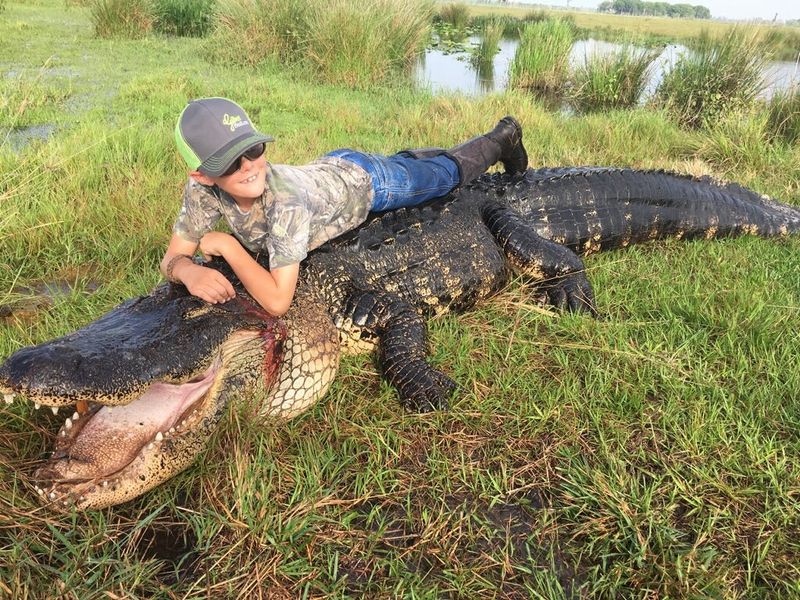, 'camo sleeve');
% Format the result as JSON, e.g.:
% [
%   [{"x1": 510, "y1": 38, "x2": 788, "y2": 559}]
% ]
[
  {"x1": 266, "y1": 200, "x2": 312, "y2": 269},
  {"x1": 172, "y1": 179, "x2": 223, "y2": 243}
]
